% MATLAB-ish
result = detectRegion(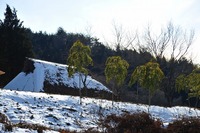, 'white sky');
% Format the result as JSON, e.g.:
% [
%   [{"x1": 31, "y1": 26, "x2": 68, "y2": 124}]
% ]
[{"x1": 0, "y1": 0, "x2": 200, "y2": 63}]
